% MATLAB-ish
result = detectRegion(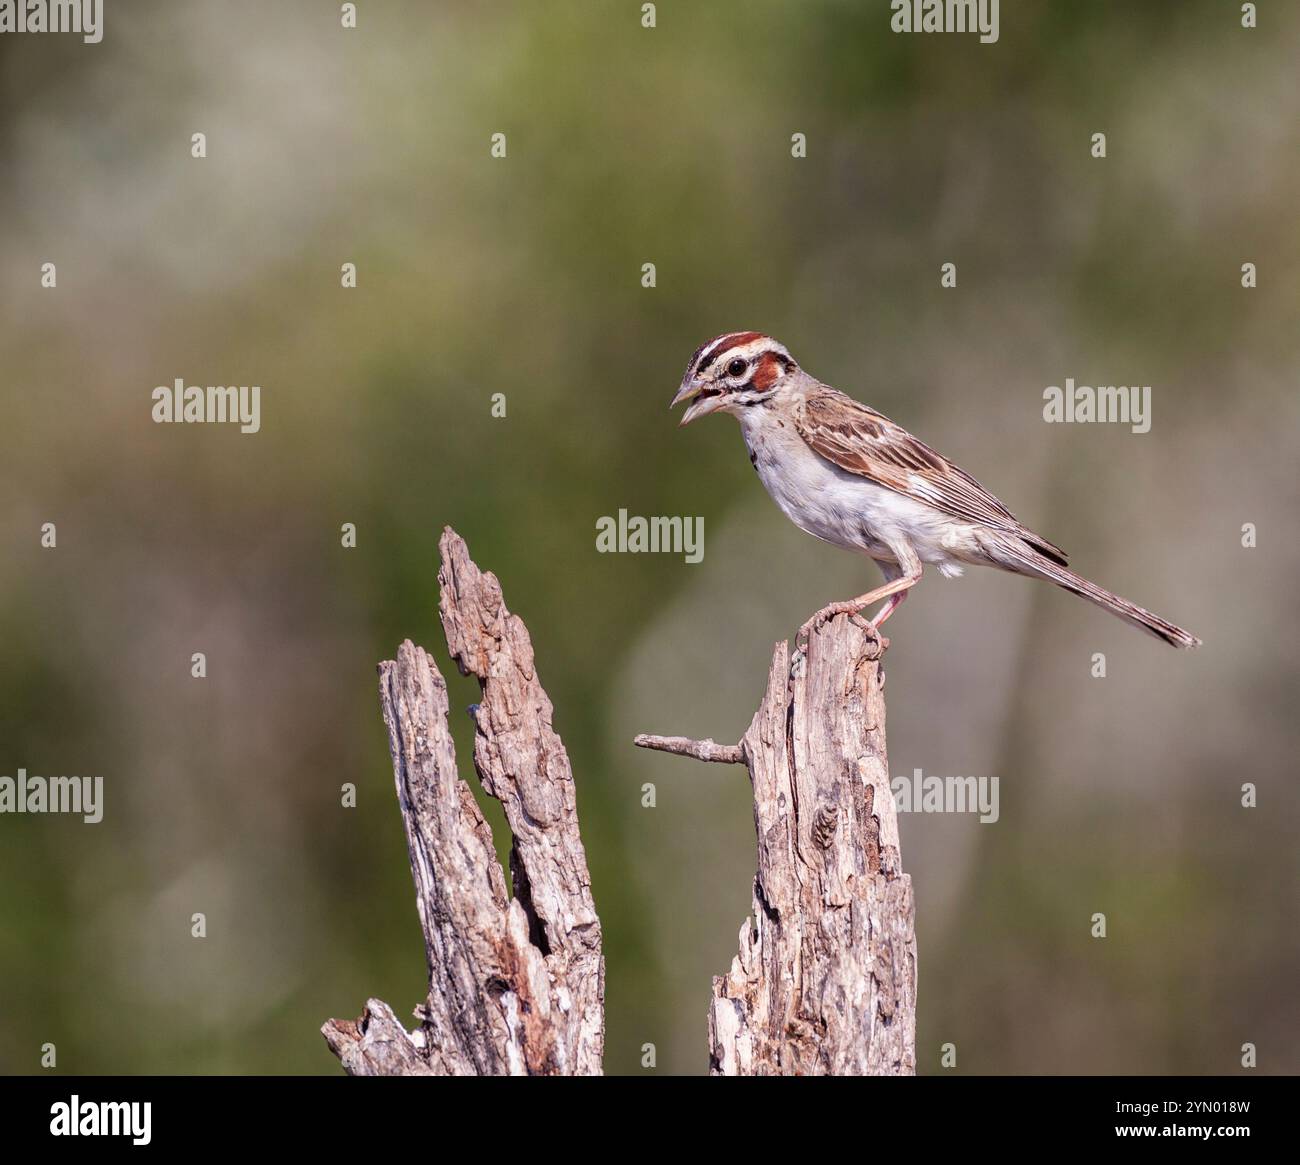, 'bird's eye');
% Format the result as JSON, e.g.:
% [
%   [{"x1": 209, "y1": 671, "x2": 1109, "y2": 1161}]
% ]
[{"x1": 727, "y1": 358, "x2": 747, "y2": 378}]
